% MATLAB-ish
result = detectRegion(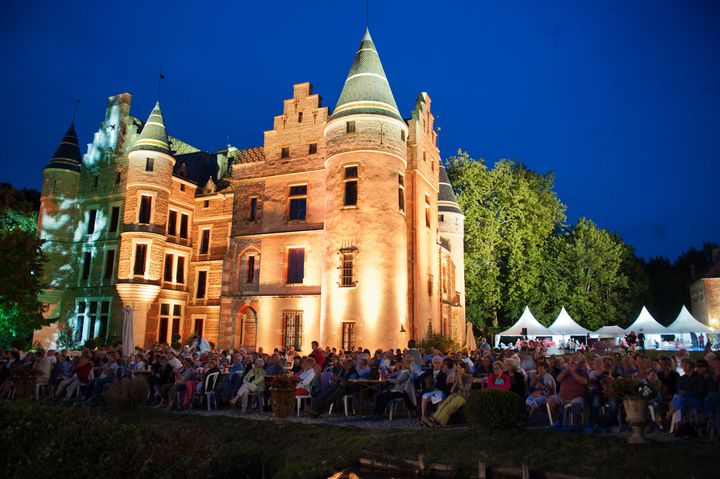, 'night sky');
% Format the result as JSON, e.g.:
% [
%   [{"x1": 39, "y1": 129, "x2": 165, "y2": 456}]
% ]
[{"x1": 1, "y1": 1, "x2": 718, "y2": 260}]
